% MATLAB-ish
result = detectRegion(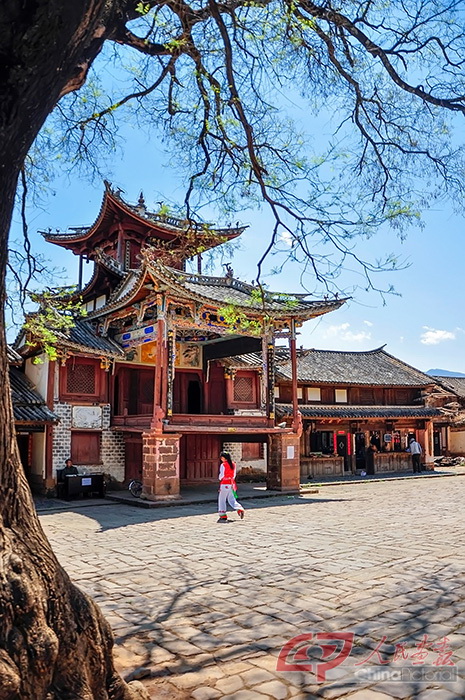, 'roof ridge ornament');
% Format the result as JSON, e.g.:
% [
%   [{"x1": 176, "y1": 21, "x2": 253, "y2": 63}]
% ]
[{"x1": 136, "y1": 191, "x2": 146, "y2": 215}]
